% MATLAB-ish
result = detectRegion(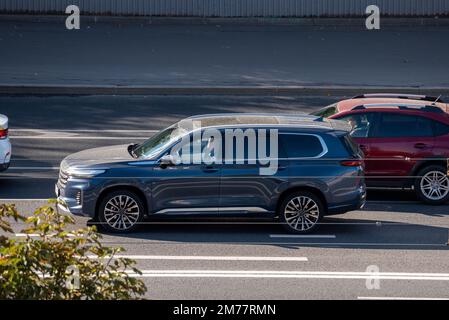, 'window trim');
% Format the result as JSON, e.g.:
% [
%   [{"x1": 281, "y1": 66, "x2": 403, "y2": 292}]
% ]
[{"x1": 280, "y1": 132, "x2": 328, "y2": 159}]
